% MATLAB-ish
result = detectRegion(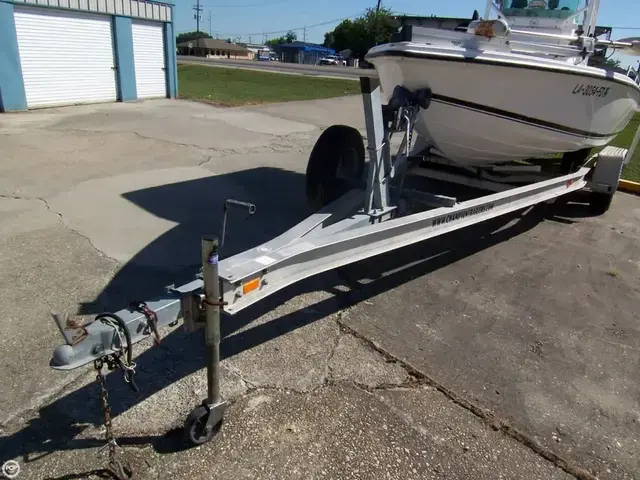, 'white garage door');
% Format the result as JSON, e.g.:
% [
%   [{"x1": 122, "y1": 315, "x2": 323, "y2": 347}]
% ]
[
  {"x1": 14, "y1": 7, "x2": 117, "y2": 108},
  {"x1": 132, "y1": 20, "x2": 166, "y2": 98}
]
